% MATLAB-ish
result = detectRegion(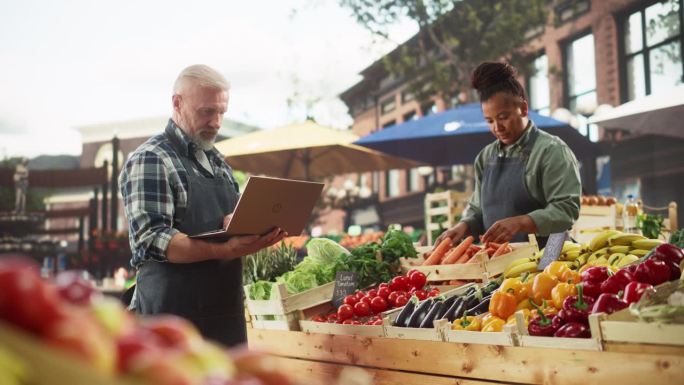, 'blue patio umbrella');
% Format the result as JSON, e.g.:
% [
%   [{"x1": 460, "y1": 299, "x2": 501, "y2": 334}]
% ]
[{"x1": 354, "y1": 103, "x2": 597, "y2": 166}]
